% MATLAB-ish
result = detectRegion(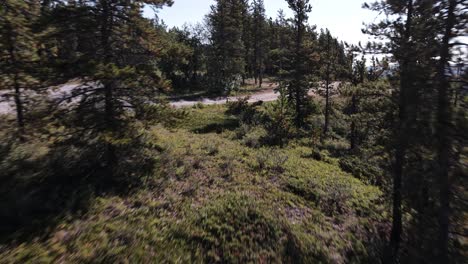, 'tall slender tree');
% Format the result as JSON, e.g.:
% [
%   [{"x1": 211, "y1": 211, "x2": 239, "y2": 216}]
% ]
[
  {"x1": 364, "y1": 1, "x2": 416, "y2": 261},
  {"x1": 286, "y1": 0, "x2": 312, "y2": 127},
  {"x1": 251, "y1": 0, "x2": 267, "y2": 87},
  {"x1": 318, "y1": 29, "x2": 339, "y2": 137},
  {"x1": 207, "y1": 0, "x2": 247, "y2": 96},
  {"x1": 434, "y1": 0, "x2": 460, "y2": 261}
]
